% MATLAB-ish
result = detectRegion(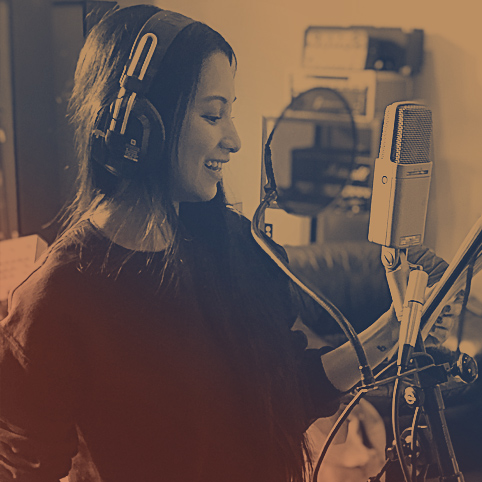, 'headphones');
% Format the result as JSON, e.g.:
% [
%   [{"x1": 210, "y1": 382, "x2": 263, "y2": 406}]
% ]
[{"x1": 90, "y1": 10, "x2": 196, "y2": 178}]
